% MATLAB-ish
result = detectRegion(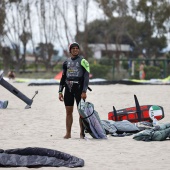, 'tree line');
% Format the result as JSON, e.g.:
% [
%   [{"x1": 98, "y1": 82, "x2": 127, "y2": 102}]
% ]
[{"x1": 0, "y1": 0, "x2": 170, "y2": 74}]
